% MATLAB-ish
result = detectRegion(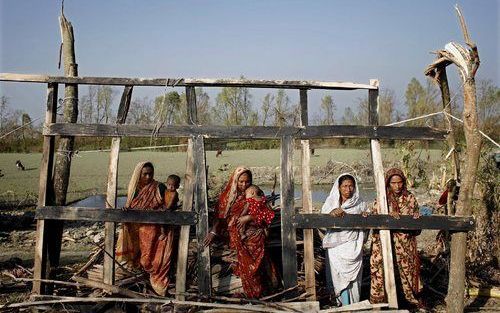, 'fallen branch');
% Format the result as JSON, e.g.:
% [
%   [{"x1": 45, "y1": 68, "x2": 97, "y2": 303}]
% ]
[
  {"x1": 0, "y1": 295, "x2": 292, "y2": 312},
  {"x1": 259, "y1": 285, "x2": 299, "y2": 301},
  {"x1": 319, "y1": 300, "x2": 388, "y2": 312}
]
